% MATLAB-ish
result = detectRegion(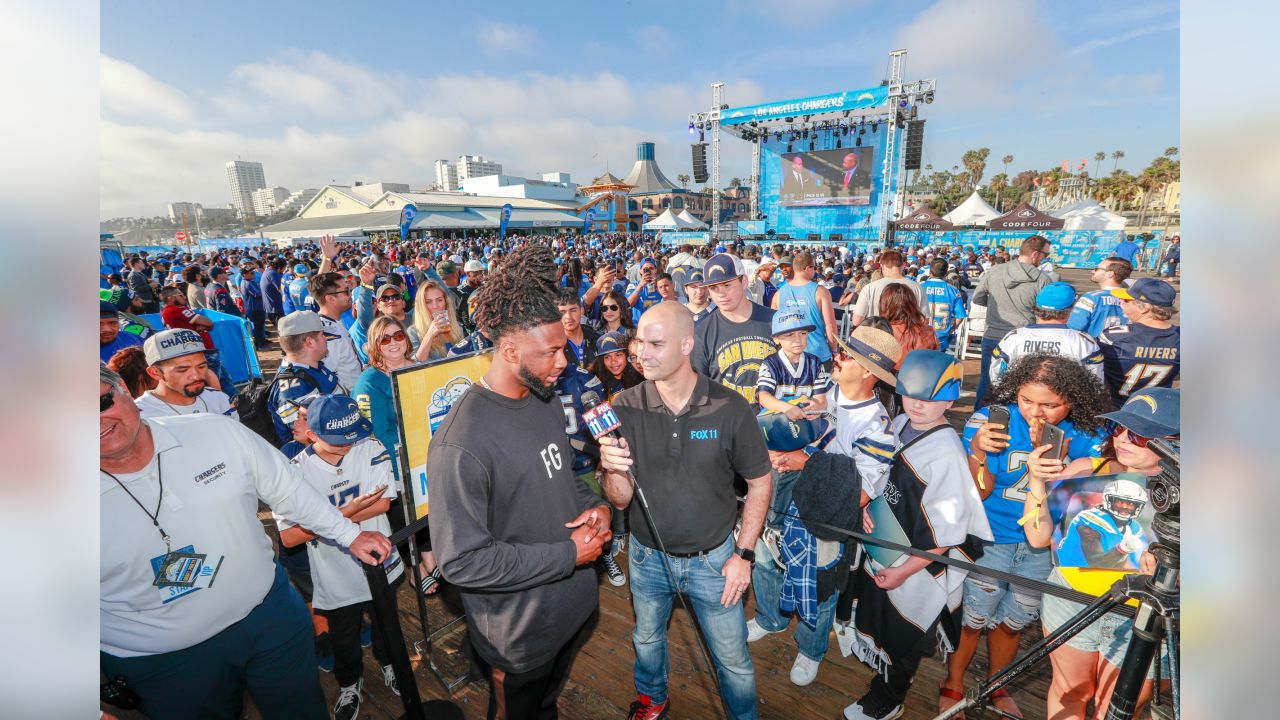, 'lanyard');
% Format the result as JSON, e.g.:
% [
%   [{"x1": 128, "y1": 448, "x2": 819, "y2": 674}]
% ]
[{"x1": 101, "y1": 457, "x2": 172, "y2": 557}]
